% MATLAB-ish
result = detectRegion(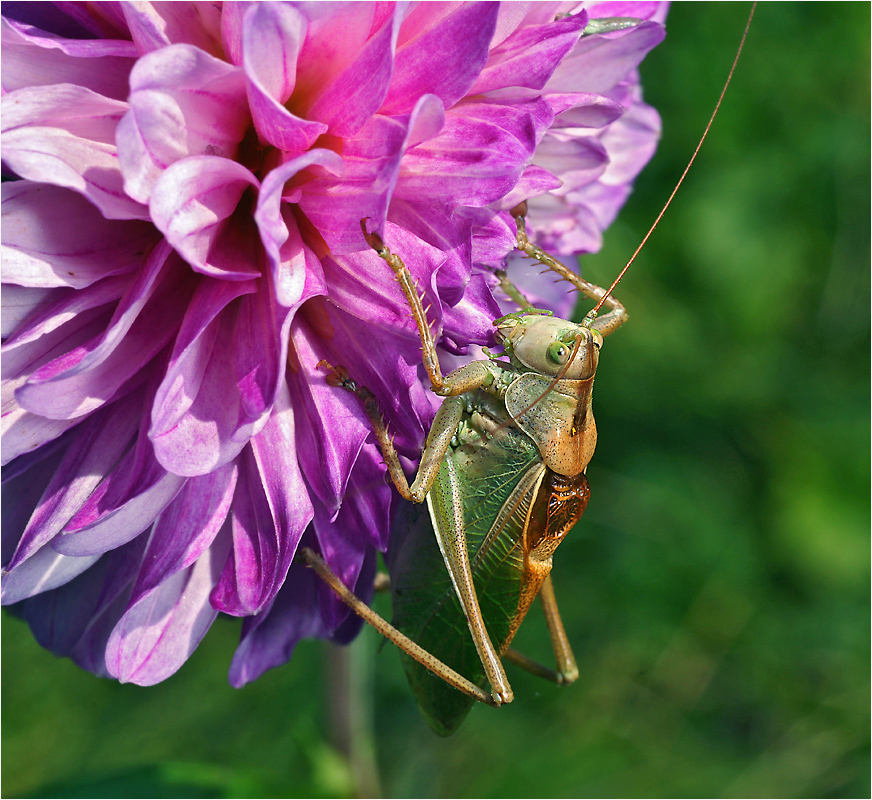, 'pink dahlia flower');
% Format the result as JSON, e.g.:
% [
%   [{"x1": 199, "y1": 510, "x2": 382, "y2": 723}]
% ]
[{"x1": 1, "y1": 1, "x2": 666, "y2": 686}]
